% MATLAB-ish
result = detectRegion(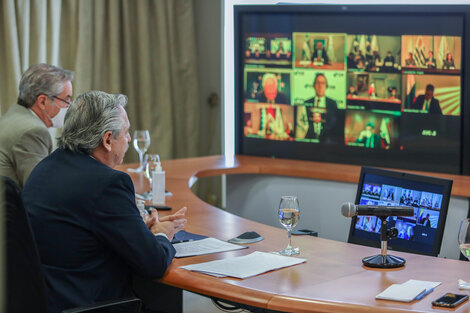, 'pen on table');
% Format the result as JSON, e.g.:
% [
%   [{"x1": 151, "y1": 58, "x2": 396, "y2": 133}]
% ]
[
  {"x1": 415, "y1": 288, "x2": 434, "y2": 300},
  {"x1": 173, "y1": 239, "x2": 194, "y2": 244}
]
